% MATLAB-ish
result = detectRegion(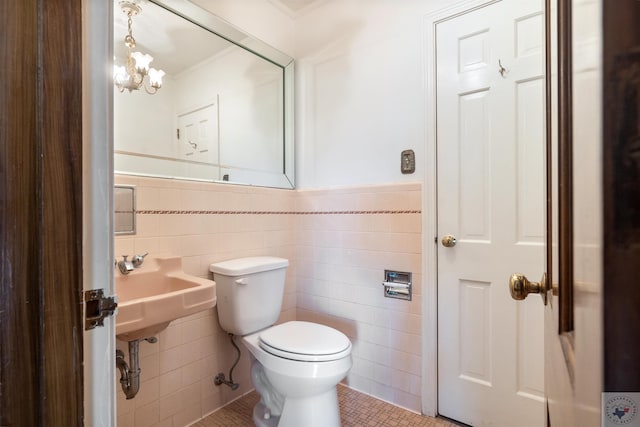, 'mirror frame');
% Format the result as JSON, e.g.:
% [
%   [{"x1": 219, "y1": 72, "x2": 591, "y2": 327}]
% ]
[{"x1": 122, "y1": 0, "x2": 296, "y2": 189}]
